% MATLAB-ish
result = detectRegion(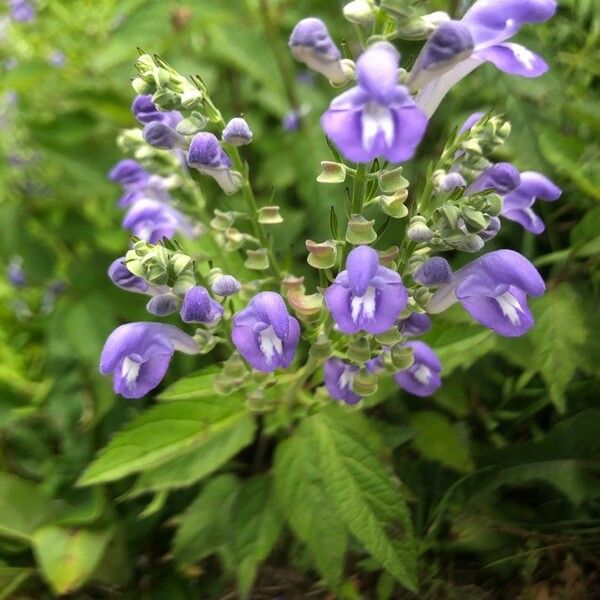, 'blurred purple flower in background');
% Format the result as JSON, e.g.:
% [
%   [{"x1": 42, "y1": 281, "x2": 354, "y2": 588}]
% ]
[
  {"x1": 394, "y1": 341, "x2": 442, "y2": 397},
  {"x1": 324, "y1": 359, "x2": 362, "y2": 405}
]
